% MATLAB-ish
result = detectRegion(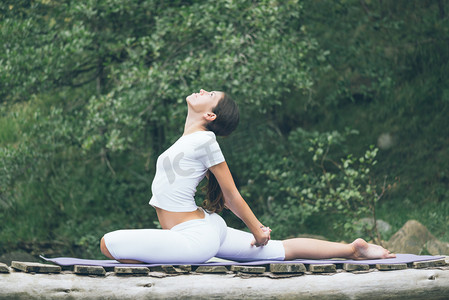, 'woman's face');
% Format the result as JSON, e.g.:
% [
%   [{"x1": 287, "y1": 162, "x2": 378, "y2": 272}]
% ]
[{"x1": 186, "y1": 89, "x2": 223, "y2": 113}]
